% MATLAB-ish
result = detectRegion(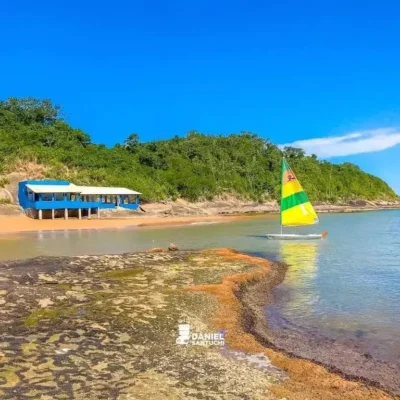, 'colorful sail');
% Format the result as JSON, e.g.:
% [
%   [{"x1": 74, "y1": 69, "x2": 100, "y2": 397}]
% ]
[{"x1": 280, "y1": 158, "x2": 319, "y2": 227}]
